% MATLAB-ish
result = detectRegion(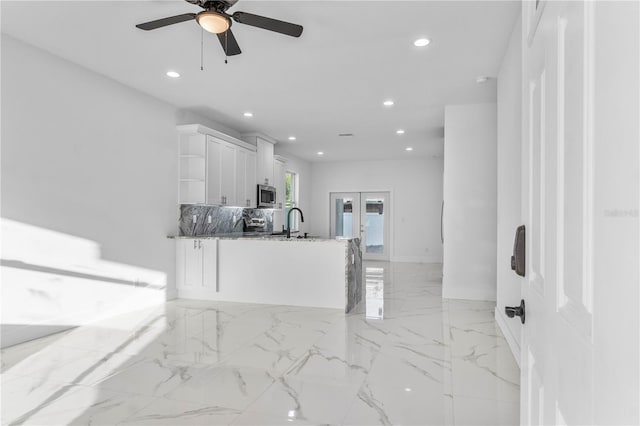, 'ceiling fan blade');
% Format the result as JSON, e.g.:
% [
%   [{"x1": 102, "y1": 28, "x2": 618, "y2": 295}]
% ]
[
  {"x1": 216, "y1": 29, "x2": 242, "y2": 56},
  {"x1": 136, "y1": 13, "x2": 196, "y2": 31},
  {"x1": 232, "y1": 11, "x2": 303, "y2": 37}
]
